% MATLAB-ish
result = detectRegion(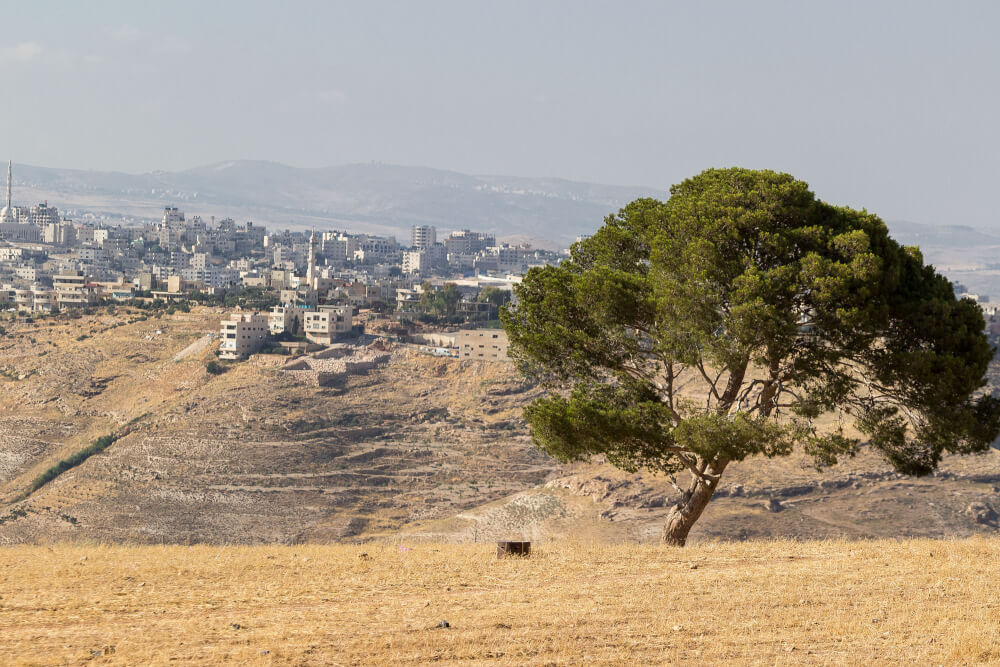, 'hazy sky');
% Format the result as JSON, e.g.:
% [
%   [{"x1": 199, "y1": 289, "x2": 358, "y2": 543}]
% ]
[{"x1": 1, "y1": 1, "x2": 998, "y2": 228}]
